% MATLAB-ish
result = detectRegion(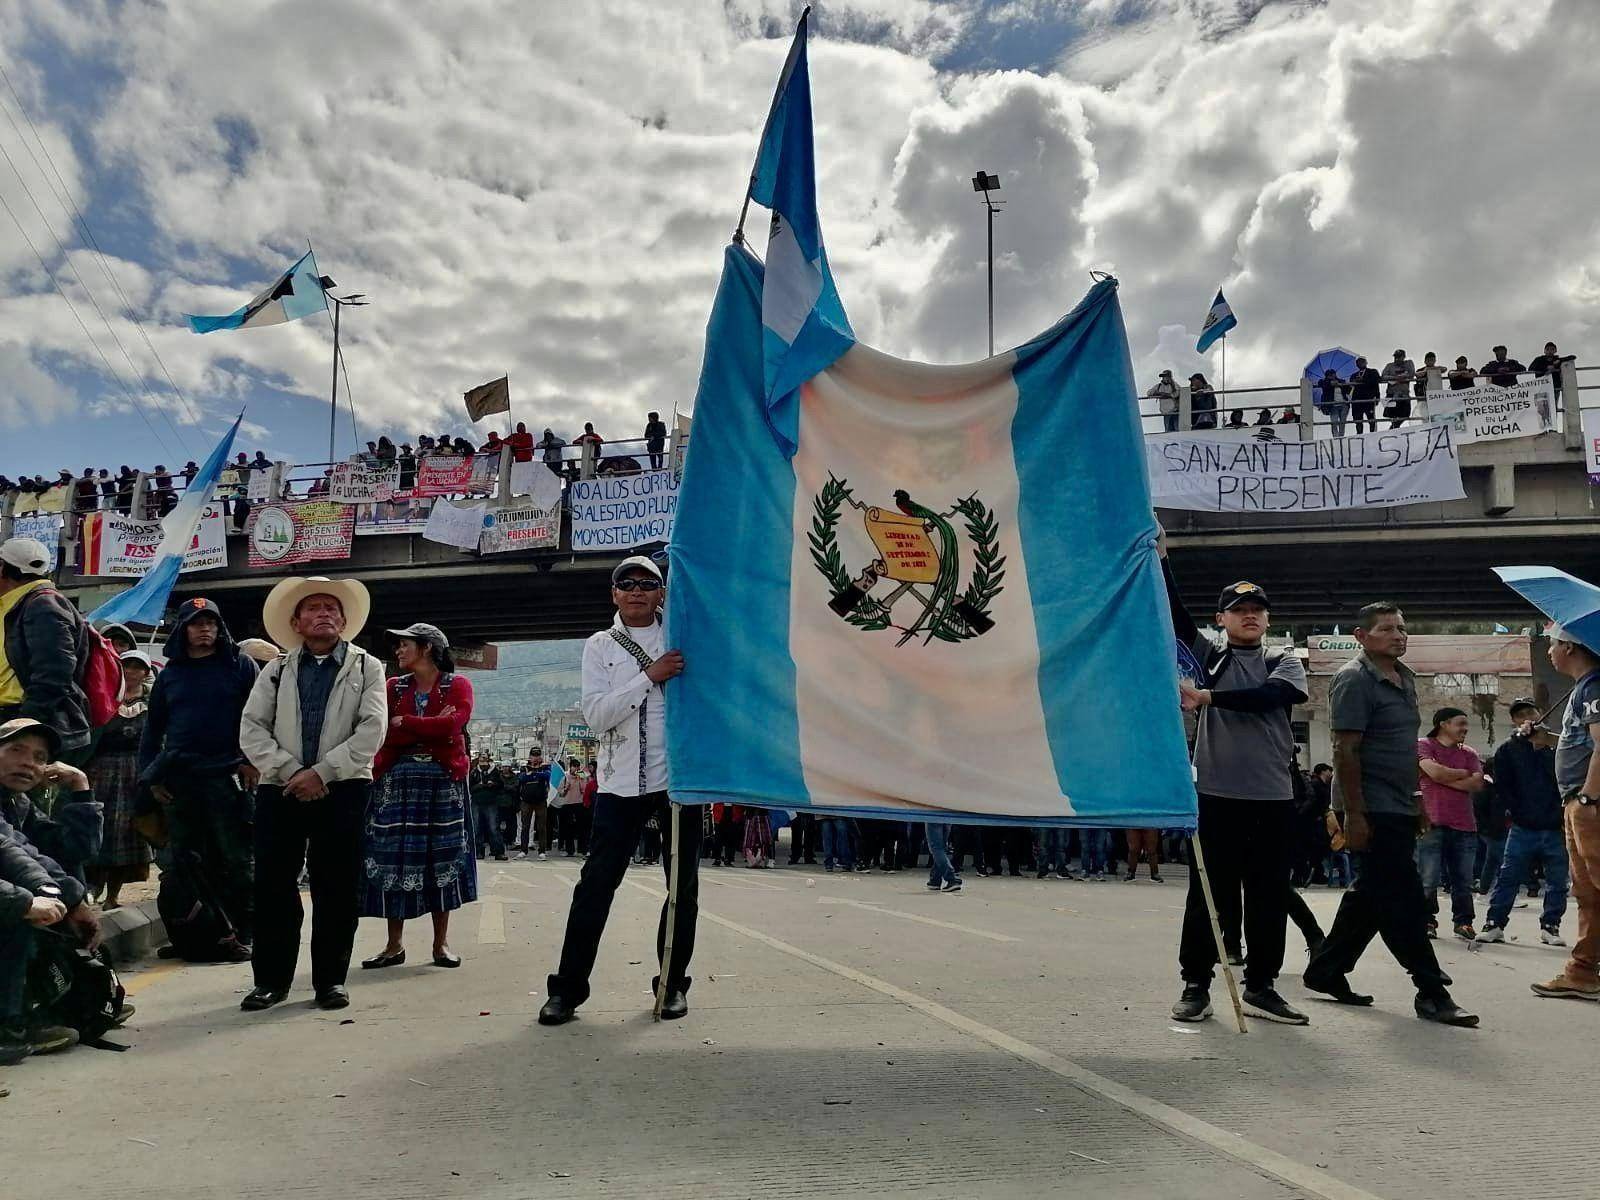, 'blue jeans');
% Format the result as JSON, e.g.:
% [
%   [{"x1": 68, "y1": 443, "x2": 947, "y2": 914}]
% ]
[
  {"x1": 1487, "y1": 826, "x2": 1570, "y2": 929},
  {"x1": 1476, "y1": 835, "x2": 1505, "y2": 894},
  {"x1": 1037, "y1": 828, "x2": 1069, "y2": 874},
  {"x1": 924, "y1": 822, "x2": 957, "y2": 886},
  {"x1": 1324, "y1": 850, "x2": 1354, "y2": 886},
  {"x1": 474, "y1": 799, "x2": 505, "y2": 858},
  {"x1": 1417, "y1": 826, "x2": 1477, "y2": 926},
  {"x1": 1080, "y1": 829, "x2": 1111, "y2": 874},
  {"x1": 820, "y1": 818, "x2": 854, "y2": 870}
]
